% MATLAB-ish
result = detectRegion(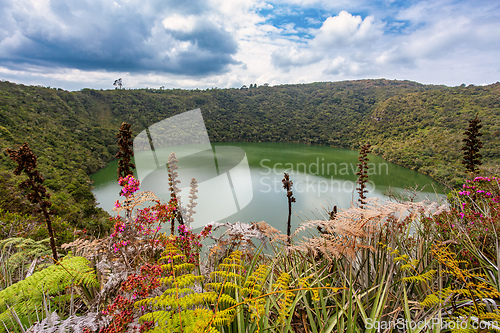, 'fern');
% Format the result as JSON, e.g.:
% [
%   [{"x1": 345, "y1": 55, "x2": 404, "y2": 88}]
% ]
[
  {"x1": 402, "y1": 269, "x2": 436, "y2": 283},
  {"x1": 138, "y1": 244, "x2": 347, "y2": 332},
  {"x1": 141, "y1": 309, "x2": 218, "y2": 333},
  {"x1": 0, "y1": 237, "x2": 50, "y2": 271},
  {"x1": 137, "y1": 244, "x2": 220, "y2": 332},
  {"x1": 272, "y1": 272, "x2": 293, "y2": 324},
  {"x1": 416, "y1": 244, "x2": 500, "y2": 331},
  {"x1": 0, "y1": 254, "x2": 98, "y2": 332},
  {"x1": 242, "y1": 264, "x2": 268, "y2": 299}
]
